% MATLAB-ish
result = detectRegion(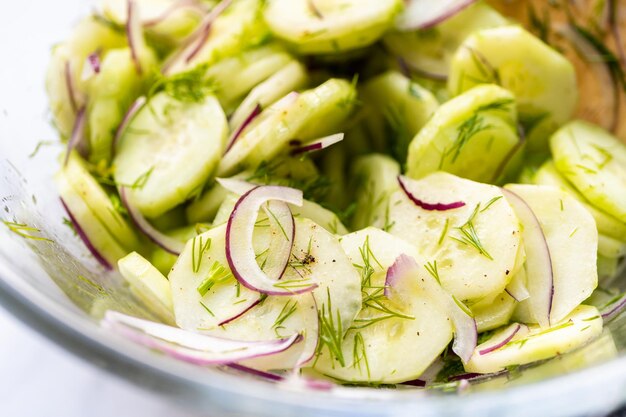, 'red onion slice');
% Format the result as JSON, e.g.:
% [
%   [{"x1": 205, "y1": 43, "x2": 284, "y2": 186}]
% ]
[
  {"x1": 478, "y1": 323, "x2": 528, "y2": 355},
  {"x1": 126, "y1": 0, "x2": 144, "y2": 74},
  {"x1": 398, "y1": 176, "x2": 466, "y2": 211},
  {"x1": 120, "y1": 187, "x2": 186, "y2": 255},
  {"x1": 216, "y1": 298, "x2": 262, "y2": 326},
  {"x1": 64, "y1": 107, "x2": 87, "y2": 166},
  {"x1": 227, "y1": 364, "x2": 284, "y2": 381},
  {"x1": 502, "y1": 188, "x2": 553, "y2": 328},
  {"x1": 87, "y1": 51, "x2": 101, "y2": 74},
  {"x1": 290, "y1": 133, "x2": 344, "y2": 156},
  {"x1": 102, "y1": 311, "x2": 302, "y2": 364},
  {"x1": 113, "y1": 96, "x2": 147, "y2": 154},
  {"x1": 386, "y1": 254, "x2": 477, "y2": 363},
  {"x1": 505, "y1": 272, "x2": 530, "y2": 303},
  {"x1": 226, "y1": 185, "x2": 314, "y2": 295},
  {"x1": 224, "y1": 103, "x2": 262, "y2": 154},
  {"x1": 216, "y1": 177, "x2": 256, "y2": 195},
  {"x1": 60, "y1": 198, "x2": 112, "y2": 270},
  {"x1": 395, "y1": 0, "x2": 477, "y2": 31},
  {"x1": 601, "y1": 293, "x2": 626, "y2": 322}
]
